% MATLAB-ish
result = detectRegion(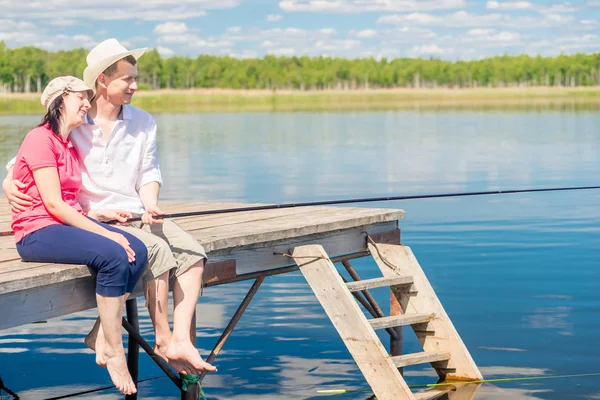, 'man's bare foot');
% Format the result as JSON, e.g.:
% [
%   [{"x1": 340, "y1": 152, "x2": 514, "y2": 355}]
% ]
[
  {"x1": 84, "y1": 318, "x2": 107, "y2": 367},
  {"x1": 155, "y1": 341, "x2": 195, "y2": 375},
  {"x1": 166, "y1": 339, "x2": 217, "y2": 374},
  {"x1": 104, "y1": 350, "x2": 137, "y2": 395}
]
